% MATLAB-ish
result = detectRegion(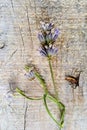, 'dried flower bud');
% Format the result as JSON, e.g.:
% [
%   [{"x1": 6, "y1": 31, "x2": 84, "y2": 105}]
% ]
[{"x1": 25, "y1": 70, "x2": 35, "y2": 80}]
